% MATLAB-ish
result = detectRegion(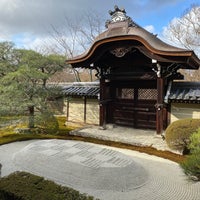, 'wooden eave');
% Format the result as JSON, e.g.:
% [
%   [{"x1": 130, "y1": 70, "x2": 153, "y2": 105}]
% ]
[{"x1": 67, "y1": 24, "x2": 200, "y2": 69}]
